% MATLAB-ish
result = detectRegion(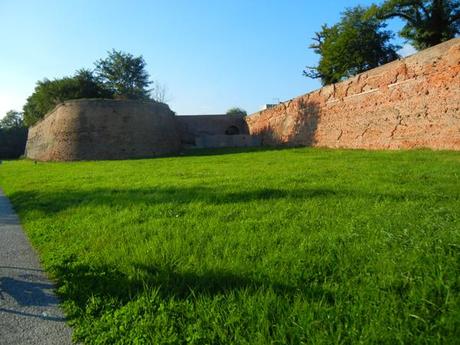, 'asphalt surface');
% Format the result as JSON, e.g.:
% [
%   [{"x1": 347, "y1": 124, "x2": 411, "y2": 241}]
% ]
[{"x1": 0, "y1": 189, "x2": 73, "y2": 345}]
